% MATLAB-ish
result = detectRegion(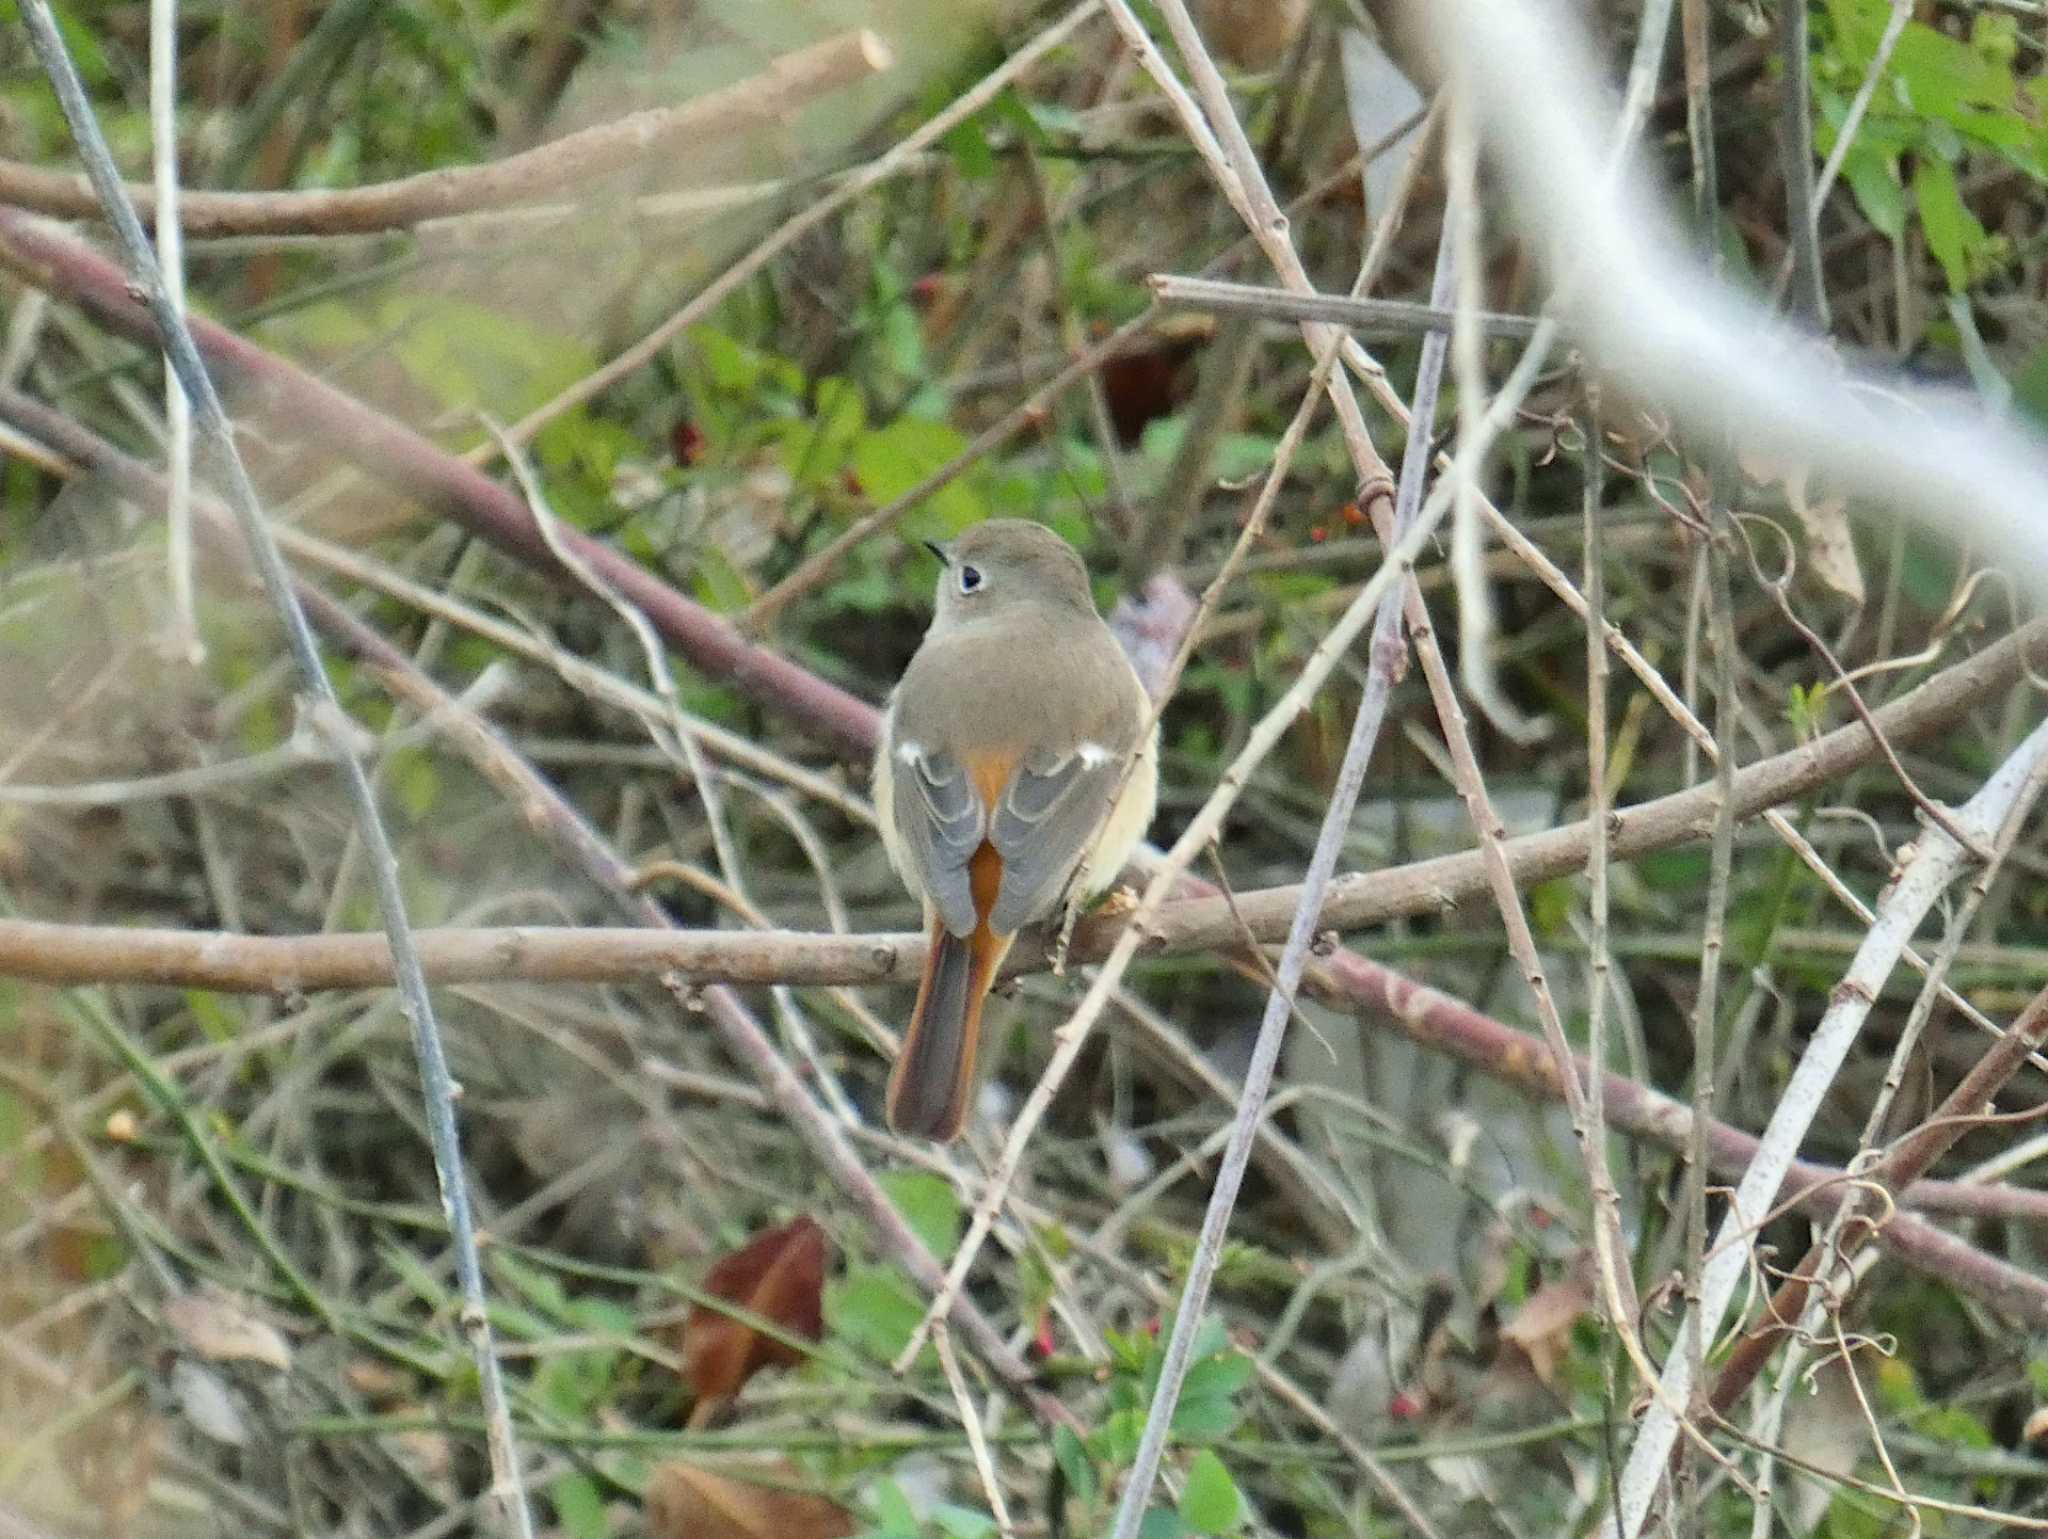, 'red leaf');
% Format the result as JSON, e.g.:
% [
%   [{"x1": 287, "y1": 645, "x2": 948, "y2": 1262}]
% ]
[
  {"x1": 680, "y1": 1217, "x2": 829, "y2": 1425},
  {"x1": 670, "y1": 419, "x2": 707, "y2": 466},
  {"x1": 1099, "y1": 335, "x2": 1201, "y2": 446}
]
